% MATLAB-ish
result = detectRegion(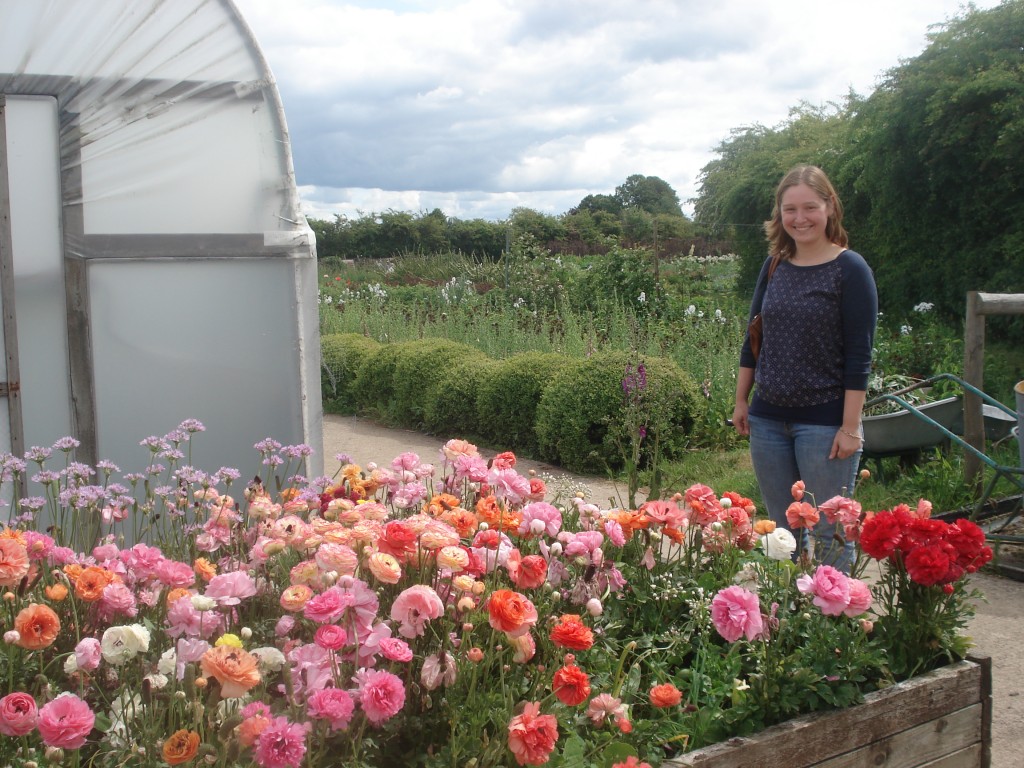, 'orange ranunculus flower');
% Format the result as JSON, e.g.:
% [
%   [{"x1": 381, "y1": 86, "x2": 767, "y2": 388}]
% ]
[
  {"x1": 44, "y1": 583, "x2": 69, "y2": 602},
  {"x1": 0, "y1": 527, "x2": 26, "y2": 544},
  {"x1": 650, "y1": 683, "x2": 683, "y2": 708},
  {"x1": 167, "y1": 587, "x2": 191, "y2": 605},
  {"x1": 549, "y1": 614, "x2": 594, "y2": 651},
  {"x1": 439, "y1": 508, "x2": 479, "y2": 538},
  {"x1": 200, "y1": 646, "x2": 261, "y2": 698},
  {"x1": 74, "y1": 566, "x2": 118, "y2": 602},
  {"x1": 552, "y1": 663, "x2": 591, "y2": 706},
  {"x1": 193, "y1": 557, "x2": 217, "y2": 583},
  {"x1": 424, "y1": 493, "x2": 461, "y2": 517},
  {"x1": 486, "y1": 589, "x2": 538, "y2": 639},
  {"x1": 606, "y1": 507, "x2": 651, "y2": 541},
  {"x1": 162, "y1": 729, "x2": 201, "y2": 765},
  {"x1": 753, "y1": 519, "x2": 777, "y2": 535},
  {"x1": 0, "y1": 538, "x2": 30, "y2": 588},
  {"x1": 14, "y1": 602, "x2": 61, "y2": 650}
]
